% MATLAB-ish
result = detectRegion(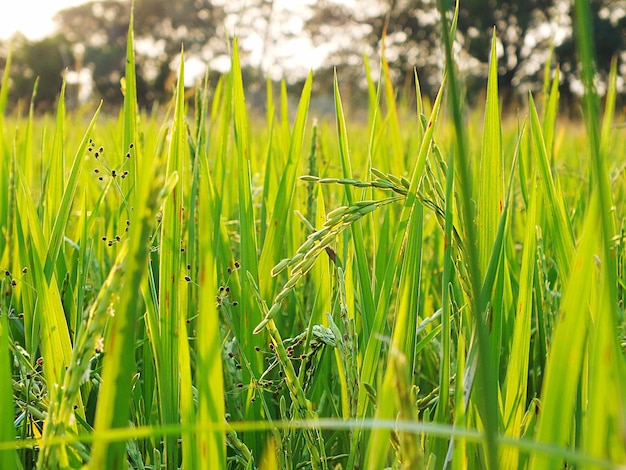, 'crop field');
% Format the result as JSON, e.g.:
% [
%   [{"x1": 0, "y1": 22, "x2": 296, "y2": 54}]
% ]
[{"x1": 1, "y1": 2, "x2": 626, "y2": 470}]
